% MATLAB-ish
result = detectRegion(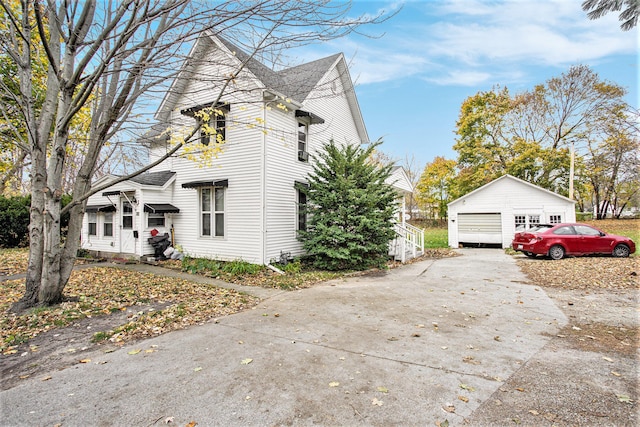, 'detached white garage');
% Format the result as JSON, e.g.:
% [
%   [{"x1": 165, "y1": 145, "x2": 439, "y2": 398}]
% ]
[{"x1": 448, "y1": 175, "x2": 576, "y2": 248}]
